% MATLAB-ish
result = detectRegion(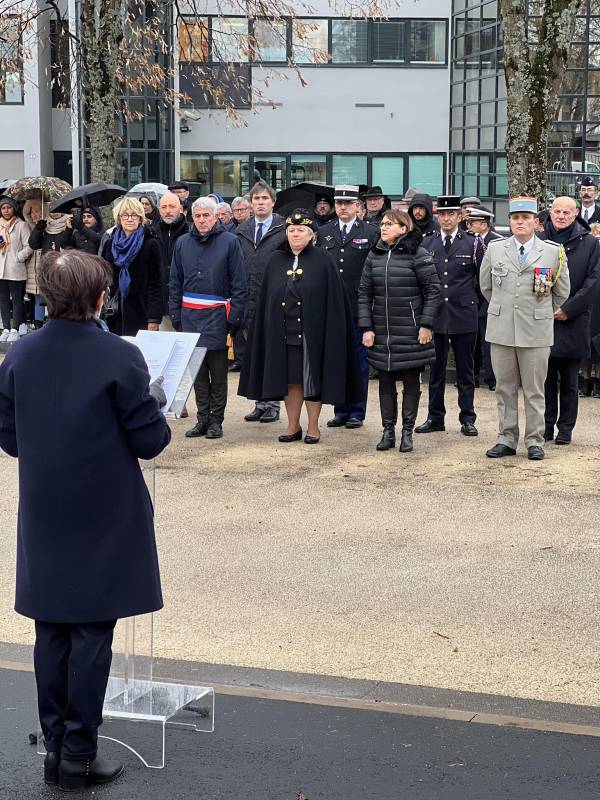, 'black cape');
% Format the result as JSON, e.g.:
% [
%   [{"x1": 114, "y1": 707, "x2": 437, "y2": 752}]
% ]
[{"x1": 238, "y1": 243, "x2": 363, "y2": 404}]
